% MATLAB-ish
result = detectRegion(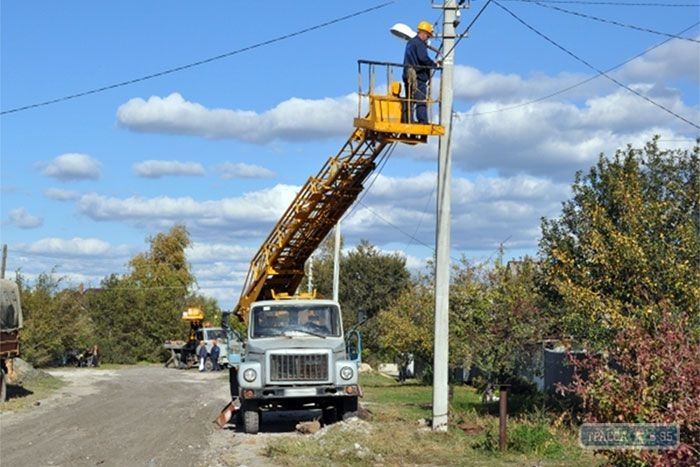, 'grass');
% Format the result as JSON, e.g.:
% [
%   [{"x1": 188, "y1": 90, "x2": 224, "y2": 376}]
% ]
[
  {"x1": 0, "y1": 369, "x2": 66, "y2": 412},
  {"x1": 262, "y1": 371, "x2": 602, "y2": 466}
]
